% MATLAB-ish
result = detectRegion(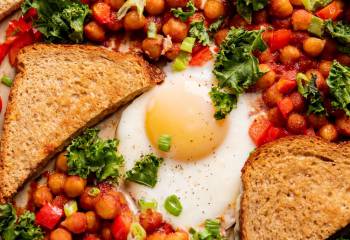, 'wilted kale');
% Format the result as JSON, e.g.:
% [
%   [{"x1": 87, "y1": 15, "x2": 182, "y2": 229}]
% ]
[
  {"x1": 208, "y1": 17, "x2": 224, "y2": 34},
  {"x1": 189, "y1": 21, "x2": 210, "y2": 46},
  {"x1": 67, "y1": 128, "x2": 124, "y2": 183},
  {"x1": 0, "y1": 204, "x2": 44, "y2": 240},
  {"x1": 22, "y1": 0, "x2": 90, "y2": 43},
  {"x1": 211, "y1": 28, "x2": 266, "y2": 119},
  {"x1": 325, "y1": 20, "x2": 350, "y2": 53},
  {"x1": 297, "y1": 73, "x2": 326, "y2": 115},
  {"x1": 326, "y1": 61, "x2": 350, "y2": 116},
  {"x1": 236, "y1": 0, "x2": 268, "y2": 24},
  {"x1": 209, "y1": 88, "x2": 237, "y2": 120},
  {"x1": 125, "y1": 154, "x2": 163, "y2": 188},
  {"x1": 171, "y1": 0, "x2": 196, "y2": 22}
]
